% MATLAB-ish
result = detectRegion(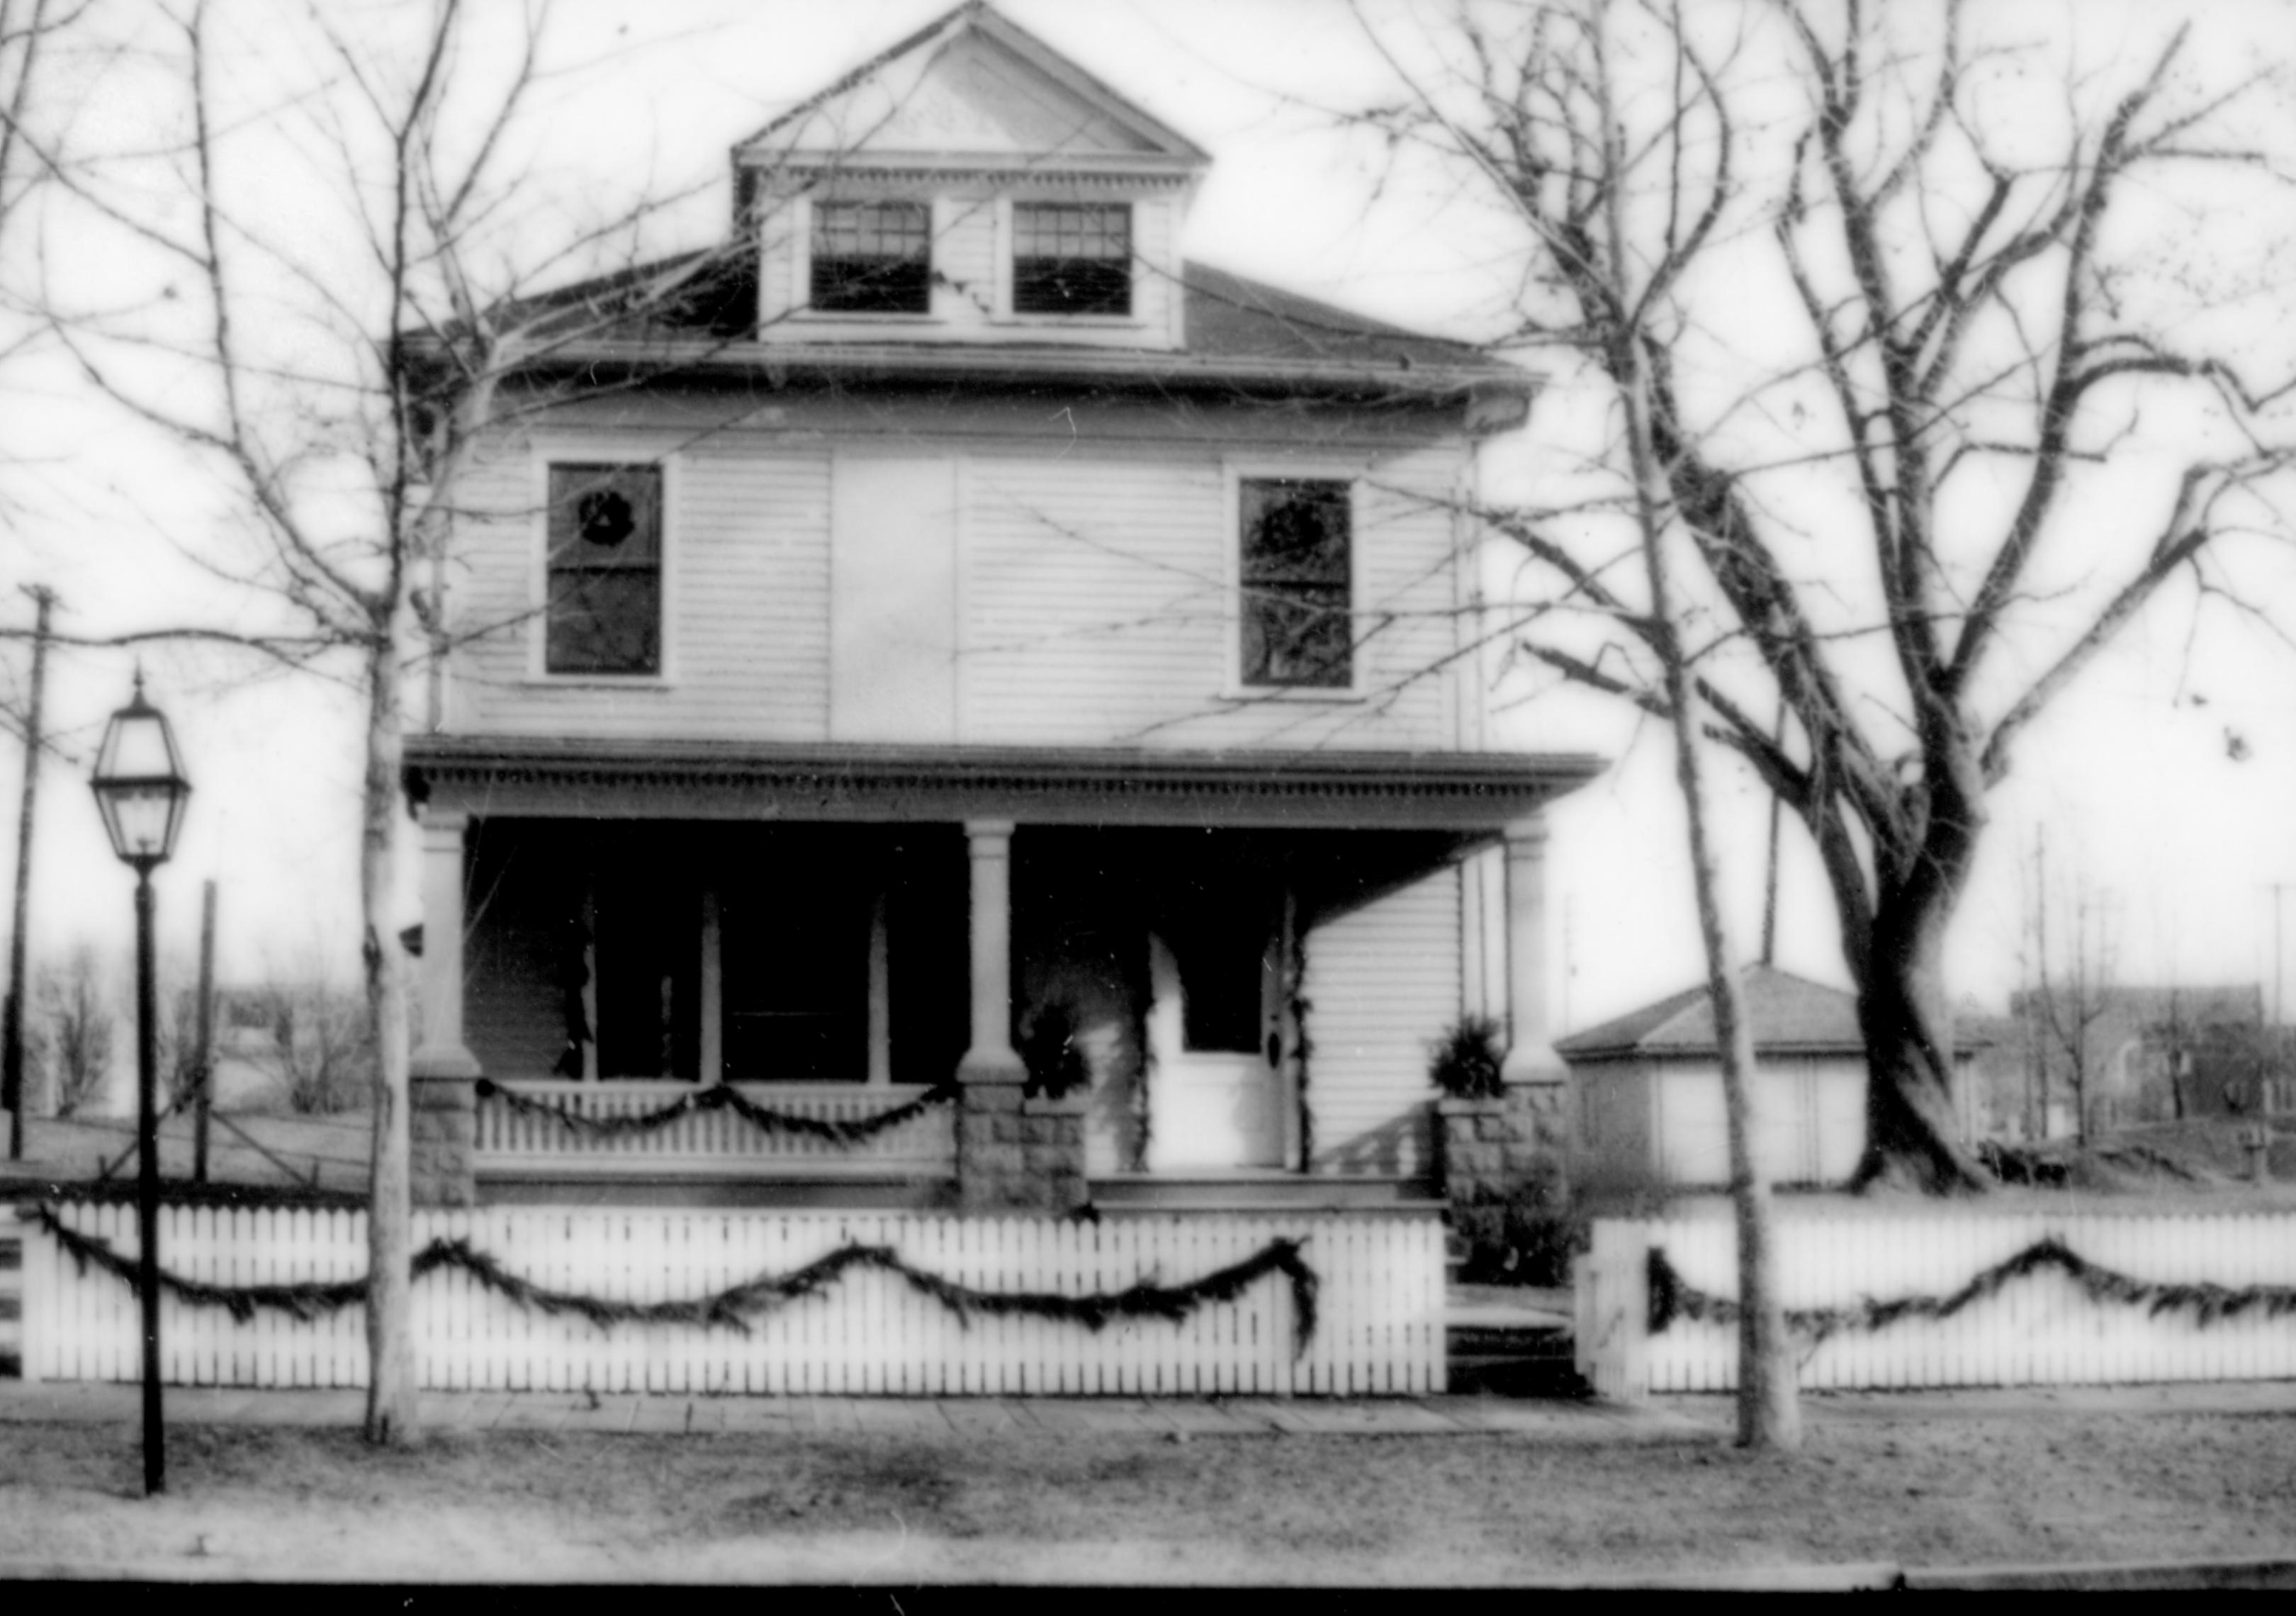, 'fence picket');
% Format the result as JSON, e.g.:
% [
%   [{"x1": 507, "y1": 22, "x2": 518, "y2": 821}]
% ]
[
  {"x1": 24, "y1": 1202, "x2": 1444, "y2": 1398},
  {"x1": 1592, "y1": 1206, "x2": 2296, "y2": 1395}
]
